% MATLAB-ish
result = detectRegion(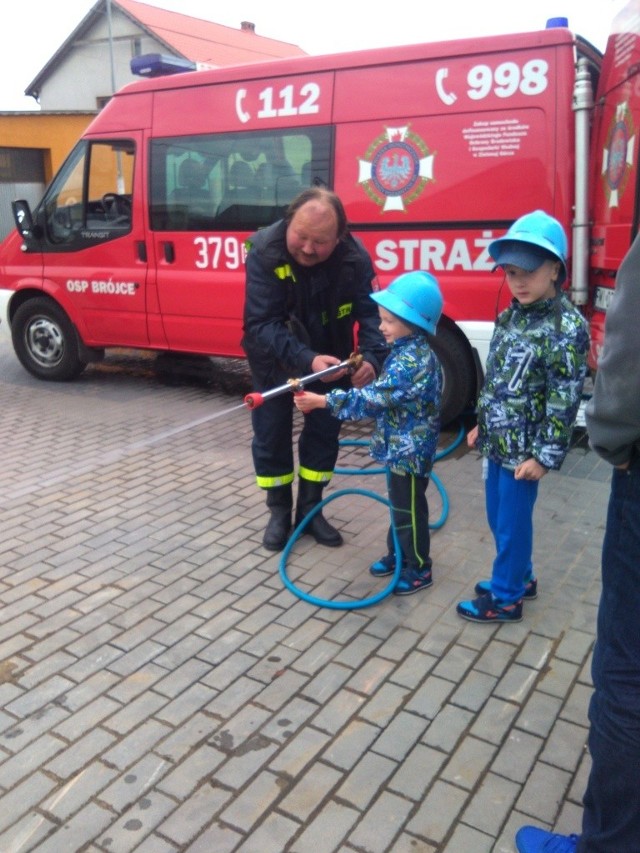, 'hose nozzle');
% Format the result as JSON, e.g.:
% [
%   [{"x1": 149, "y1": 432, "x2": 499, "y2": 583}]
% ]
[{"x1": 243, "y1": 351, "x2": 364, "y2": 409}]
